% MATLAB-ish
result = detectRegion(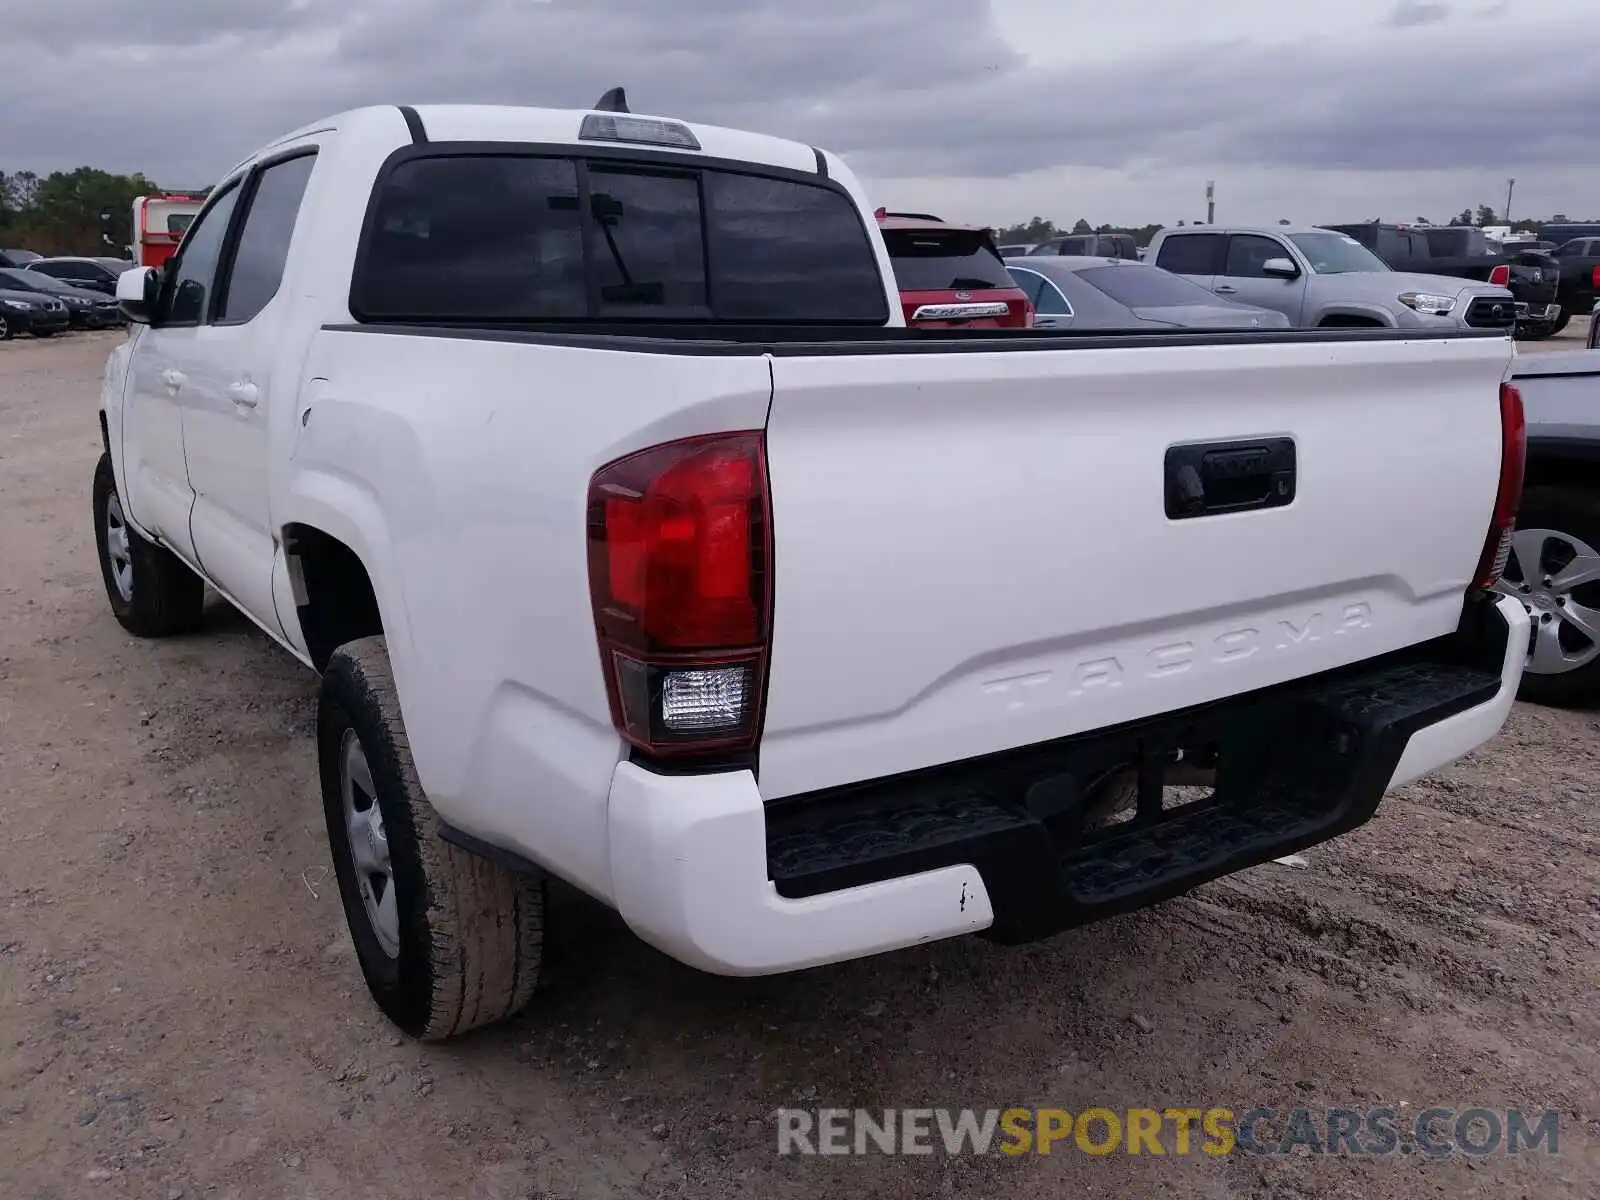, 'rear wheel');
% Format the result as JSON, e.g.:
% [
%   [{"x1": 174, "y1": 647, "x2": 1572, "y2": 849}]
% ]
[
  {"x1": 0, "y1": 315, "x2": 11, "y2": 340},
  {"x1": 1494, "y1": 484, "x2": 1600, "y2": 706},
  {"x1": 318, "y1": 637, "x2": 544, "y2": 1040},
  {"x1": 92, "y1": 452, "x2": 205, "y2": 637}
]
